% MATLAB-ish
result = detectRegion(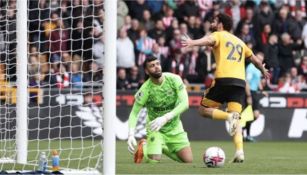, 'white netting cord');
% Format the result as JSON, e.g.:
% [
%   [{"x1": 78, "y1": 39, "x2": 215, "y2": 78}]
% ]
[
  {"x1": 0, "y1": 0, "x2": 18, "y2": 170},
  {"x1": 1, "y1": 0, "x2": 104, "y2": 173}
]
